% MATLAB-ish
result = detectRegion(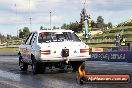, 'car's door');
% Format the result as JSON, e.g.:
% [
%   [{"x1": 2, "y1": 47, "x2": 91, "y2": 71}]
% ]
[
  {"x1": 30, "y1": 32, "x2": 38, "y2": 58},
  {"x1": 23, "y1": 32, "x2": 34, "y2": 62},
  {"x1": 27, "y1": 33, "x2": 36, "y2": 62}
]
